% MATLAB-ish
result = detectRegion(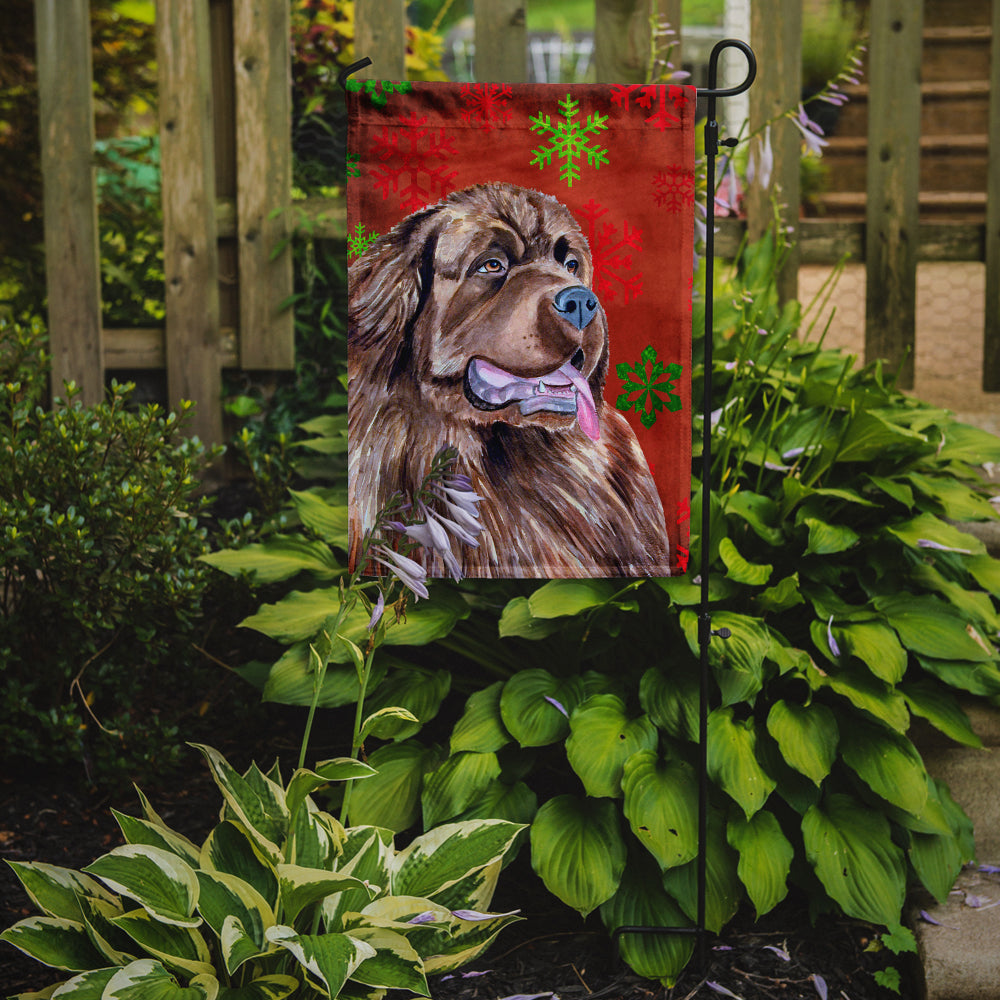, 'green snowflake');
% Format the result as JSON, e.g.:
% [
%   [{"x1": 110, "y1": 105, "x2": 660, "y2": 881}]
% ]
[
  {"x1": 346, "y1": 152, "x2": 360, "y2": 178},
  {"x1": 348, "y1": 222, "x2": 379, "y2": 259},
  {"x1": 615, "y1": 344, "x2": 683, "y2": 428},
  {"x1": 345, "y1": 78, "x2": 413, "y2": 108},
  {"x1": 529, "y1": 94, "x2": 609, "y2": 188}
]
